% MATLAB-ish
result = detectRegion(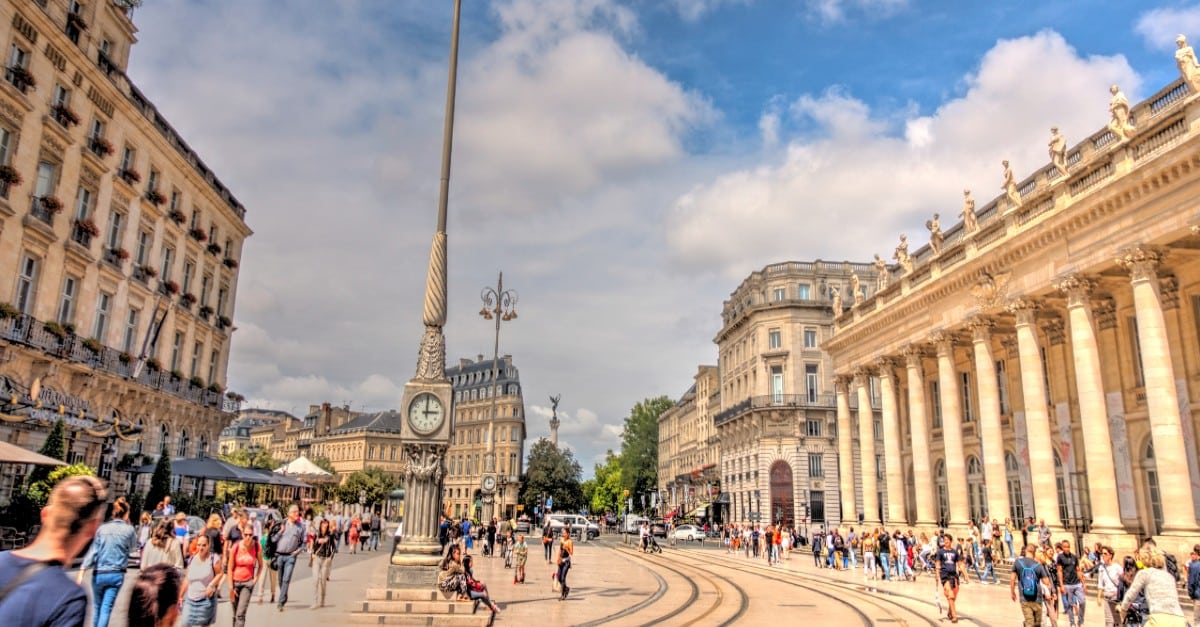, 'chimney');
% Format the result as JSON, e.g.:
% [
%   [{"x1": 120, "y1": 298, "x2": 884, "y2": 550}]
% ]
[
  {"x1": 477, "y1": 354, "x2": 484, "y2": 362},
  {"x1": 460, "y1": 358, "x2": 471, "y2": 369},
  {"x1": 319, "y1": 402, "x2": 332, "y2": 435}
]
